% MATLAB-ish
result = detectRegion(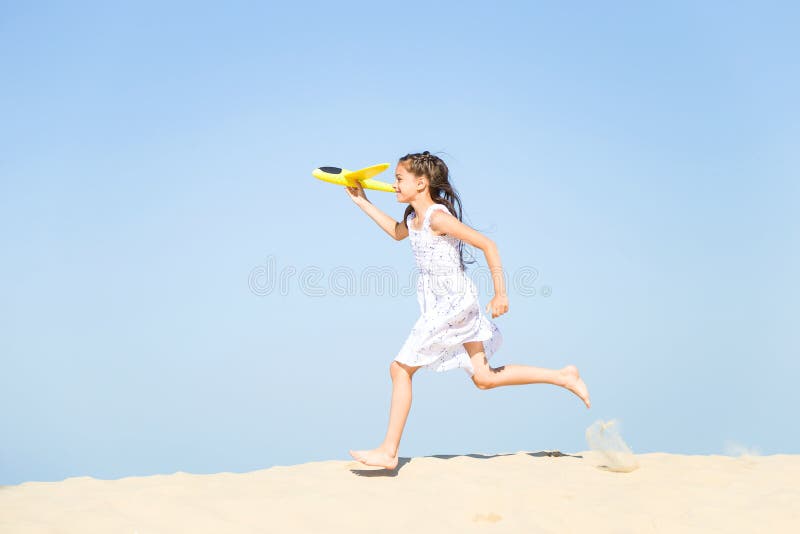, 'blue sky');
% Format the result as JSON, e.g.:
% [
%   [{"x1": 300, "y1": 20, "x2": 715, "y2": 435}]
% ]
[{"x1": 1, "y1": 1, "x2": 797, "y2": 485}]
